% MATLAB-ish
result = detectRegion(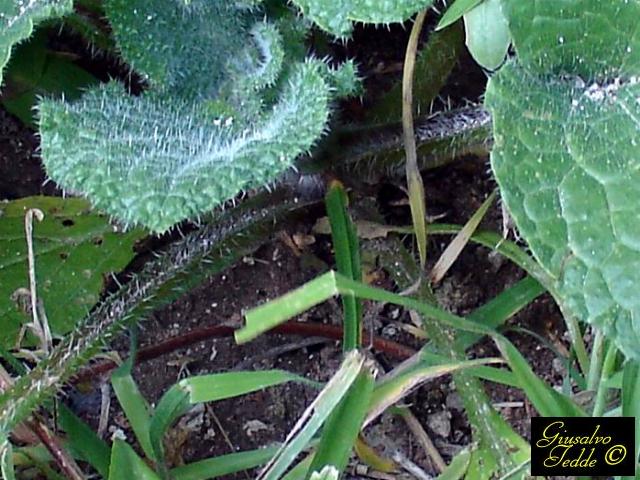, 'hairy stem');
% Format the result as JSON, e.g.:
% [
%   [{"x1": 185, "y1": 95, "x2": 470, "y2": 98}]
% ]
[
  {"x1": 310, "y1": 106, "x2": 492, "y2": 181},
  {"x1": 0, "y1": 188, "x2": 317, "y2": 436}
]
